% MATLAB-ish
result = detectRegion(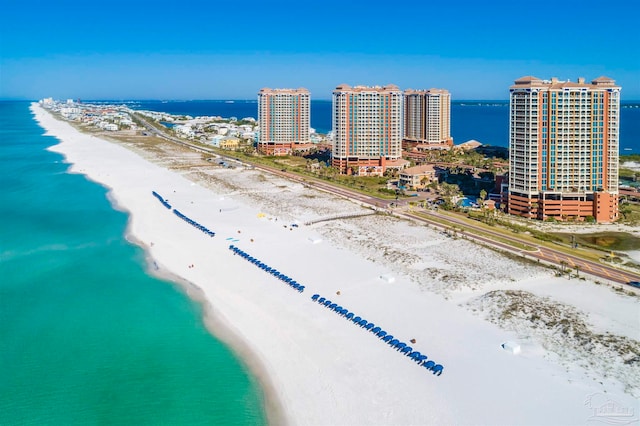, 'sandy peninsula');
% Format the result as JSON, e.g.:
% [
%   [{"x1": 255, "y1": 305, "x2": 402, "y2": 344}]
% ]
[{"x1": 33, "y1": 103, "x2": 640, "y2": 425}]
